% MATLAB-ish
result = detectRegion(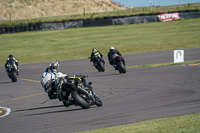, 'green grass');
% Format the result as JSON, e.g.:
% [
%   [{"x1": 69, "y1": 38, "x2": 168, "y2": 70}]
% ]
[
  {"x1": 87, "y1": 60, "x2": 200, "y2": 71},
  {"x1": 0, "y1": 18, "x2": 200, "y2": 65},
  {"x1": 77, "y1": 113, "x2": 200, "y2": 133},
  {"x1": 0, "y1": 18, "x2": 200, "y2": 133}
]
